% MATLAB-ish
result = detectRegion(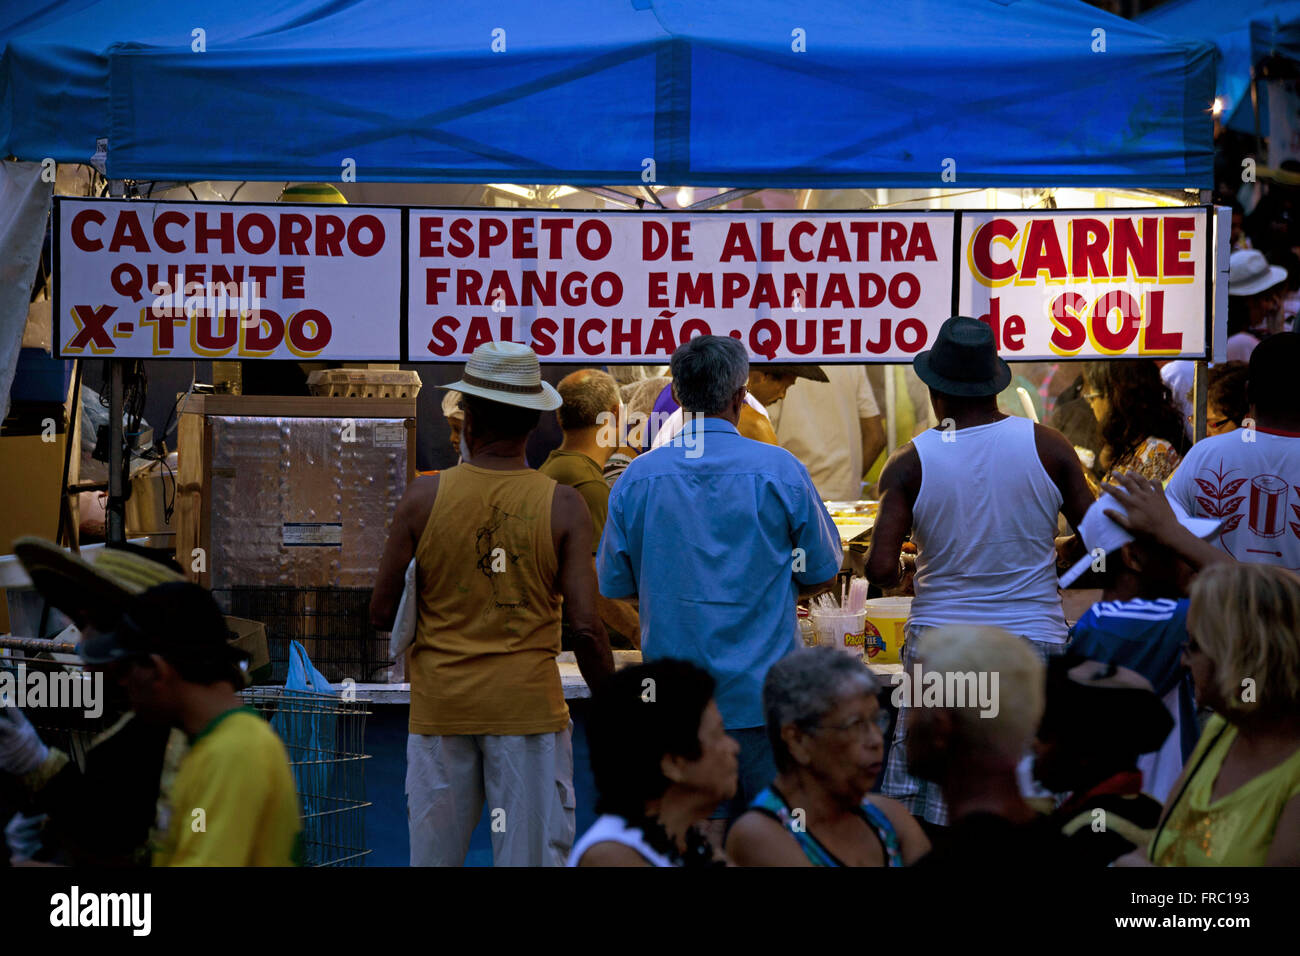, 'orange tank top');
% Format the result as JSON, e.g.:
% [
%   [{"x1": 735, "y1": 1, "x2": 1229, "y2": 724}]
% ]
[{"x1": 408, "y1": 463, "x2": 567, "y2": 735}]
